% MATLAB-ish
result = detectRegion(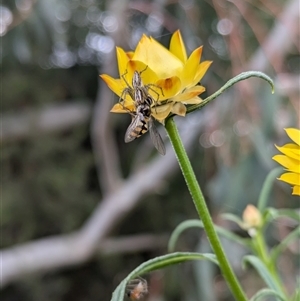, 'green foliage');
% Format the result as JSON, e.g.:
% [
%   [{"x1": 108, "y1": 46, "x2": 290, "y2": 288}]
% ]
[
  {"x1": 249, "y1": 288, "x2": 286, "y2": 301},
  {"x1": 270, "y1": 226, "x2": 300, "y2": 262},
  {"x1": 1, "y1": 127, "x2": 98, "y2": 248},
  {"x1": 291, "y1": 289, "x2": 300, "y2": 301},
  {"x1": 243, "y1": 256, "x2": 285, "y2": 299},
  {"x1": 166, "y1": 167, "x2": 299, "y2": 301}
]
